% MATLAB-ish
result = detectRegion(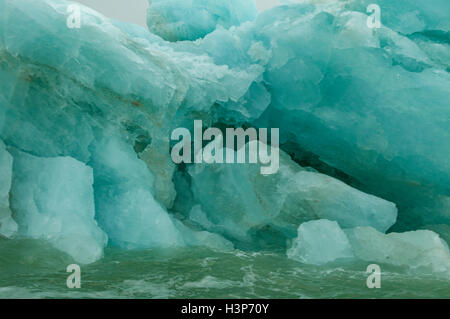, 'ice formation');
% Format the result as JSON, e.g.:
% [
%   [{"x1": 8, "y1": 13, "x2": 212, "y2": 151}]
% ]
[
  {"x1": 186, "y1": 141, "x2": 396, "y2": 246},
  {"x1": 345, "y1": 226, "x2": 450, "y2": 273},
  {"x1": 9, "y1": 149, "x2": 107, "y2": 264},
  {"x1": 147, "y1": 0, "x2": 258, "y2": 41},
  {"x1": 0, "y1": 0, "x2": 449, "y2": 273},
  {"x1": 288, "y1": 219, "x2": 450, "y2": 274},
  {"x1": 287, "y1": 219, "x2": 354, "y2": 265}
]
